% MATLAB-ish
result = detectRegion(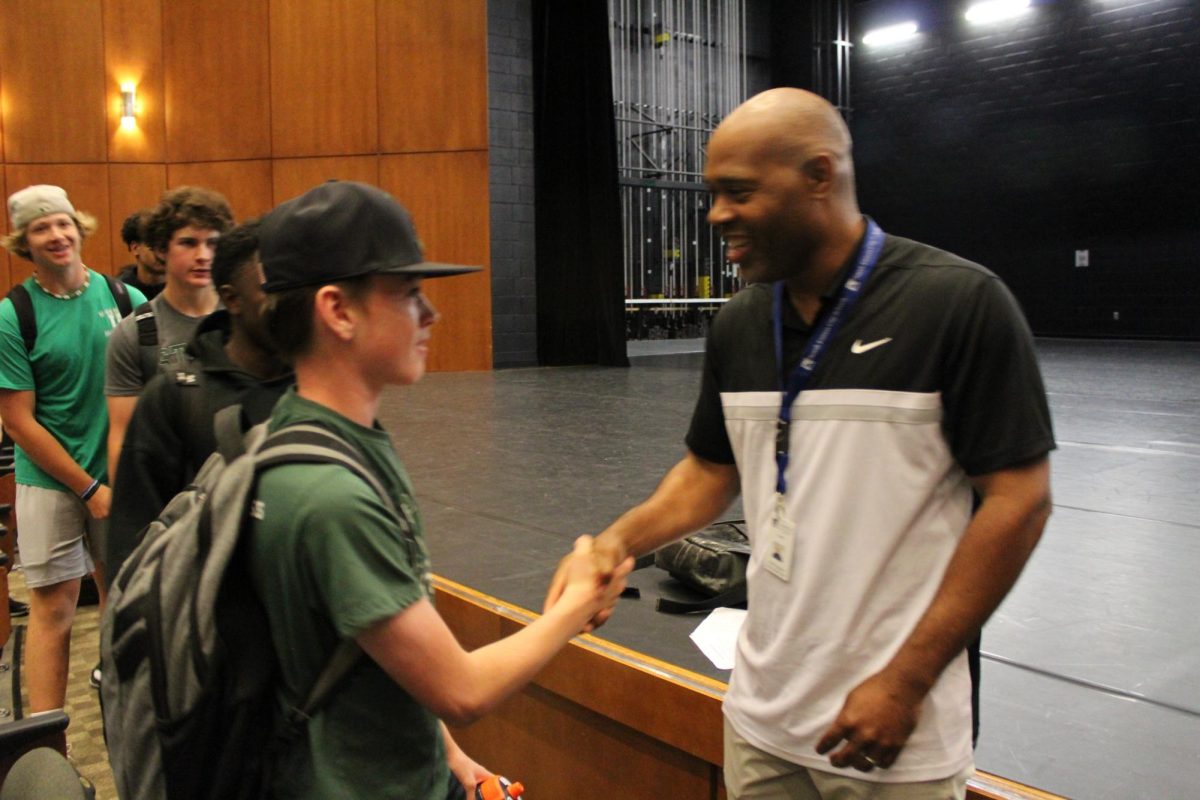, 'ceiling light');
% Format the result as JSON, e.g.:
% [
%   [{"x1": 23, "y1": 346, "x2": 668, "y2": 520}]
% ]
[
  {"x1": 965, "y1": 0, "x2": 1032, "y2": 24},
  {"x1": 862, "y1": 22, "x2": 919, "y2": 46}
]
